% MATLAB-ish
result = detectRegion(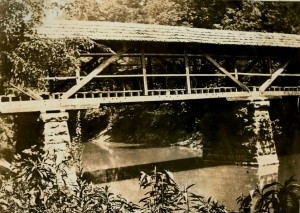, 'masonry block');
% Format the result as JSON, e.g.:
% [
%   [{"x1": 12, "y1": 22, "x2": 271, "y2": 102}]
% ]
[
  {"x1": 40, "y1": 112, "x2": 77, "y2": 188},
  {"x1": 251, "y1": 100, "x2": 279, "y2": 166}
]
